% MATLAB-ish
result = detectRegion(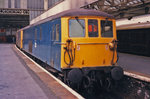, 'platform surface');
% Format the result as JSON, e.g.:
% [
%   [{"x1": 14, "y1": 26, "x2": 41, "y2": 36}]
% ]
[
  {"x1": 0, "y1": 44, "x2": 57, "y2": 99},
  {"x1": 118, "y1": 53, "x2": 150, "y2": 76}
]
